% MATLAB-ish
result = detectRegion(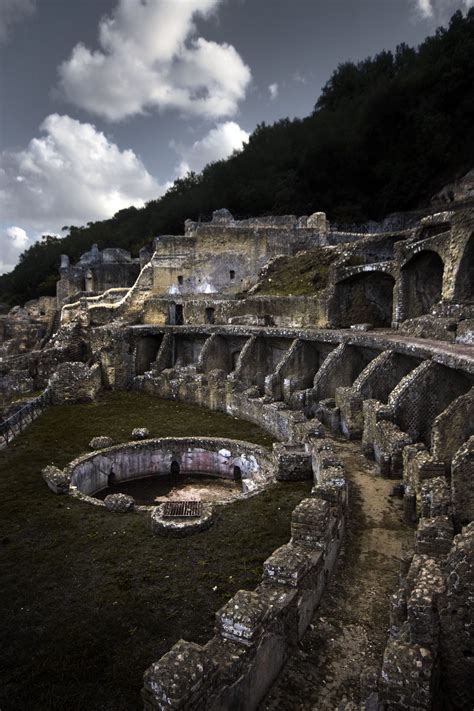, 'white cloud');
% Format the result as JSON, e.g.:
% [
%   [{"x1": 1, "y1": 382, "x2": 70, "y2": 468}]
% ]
[
  {"x1": 0, "y1": 113, "x2": 164, "y2": 242},
  {"x1": 268, "y1": 83, "x2": 279, "y2": 100},
  {"x1": 0, "y1": 226, "x2": 29, "y2": 275},
  {"x1": 58, "y1": 0, "x2": 251, "y2": 122},
  {"x1": 416, "y1": 0, "x2": 434, "y2": 16},
  {"x1": 412, "y1": 0, "x2": 474, "y2": 20},
  {"x1": 0, "y1": 0, "x2": 35, "y2": 43},
  {"x1": 172, "y1": 121, "x2": 249, "y2": 176},
  {"x1": 6, "y1": 225, "x2": 29, "y2": 249}
]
